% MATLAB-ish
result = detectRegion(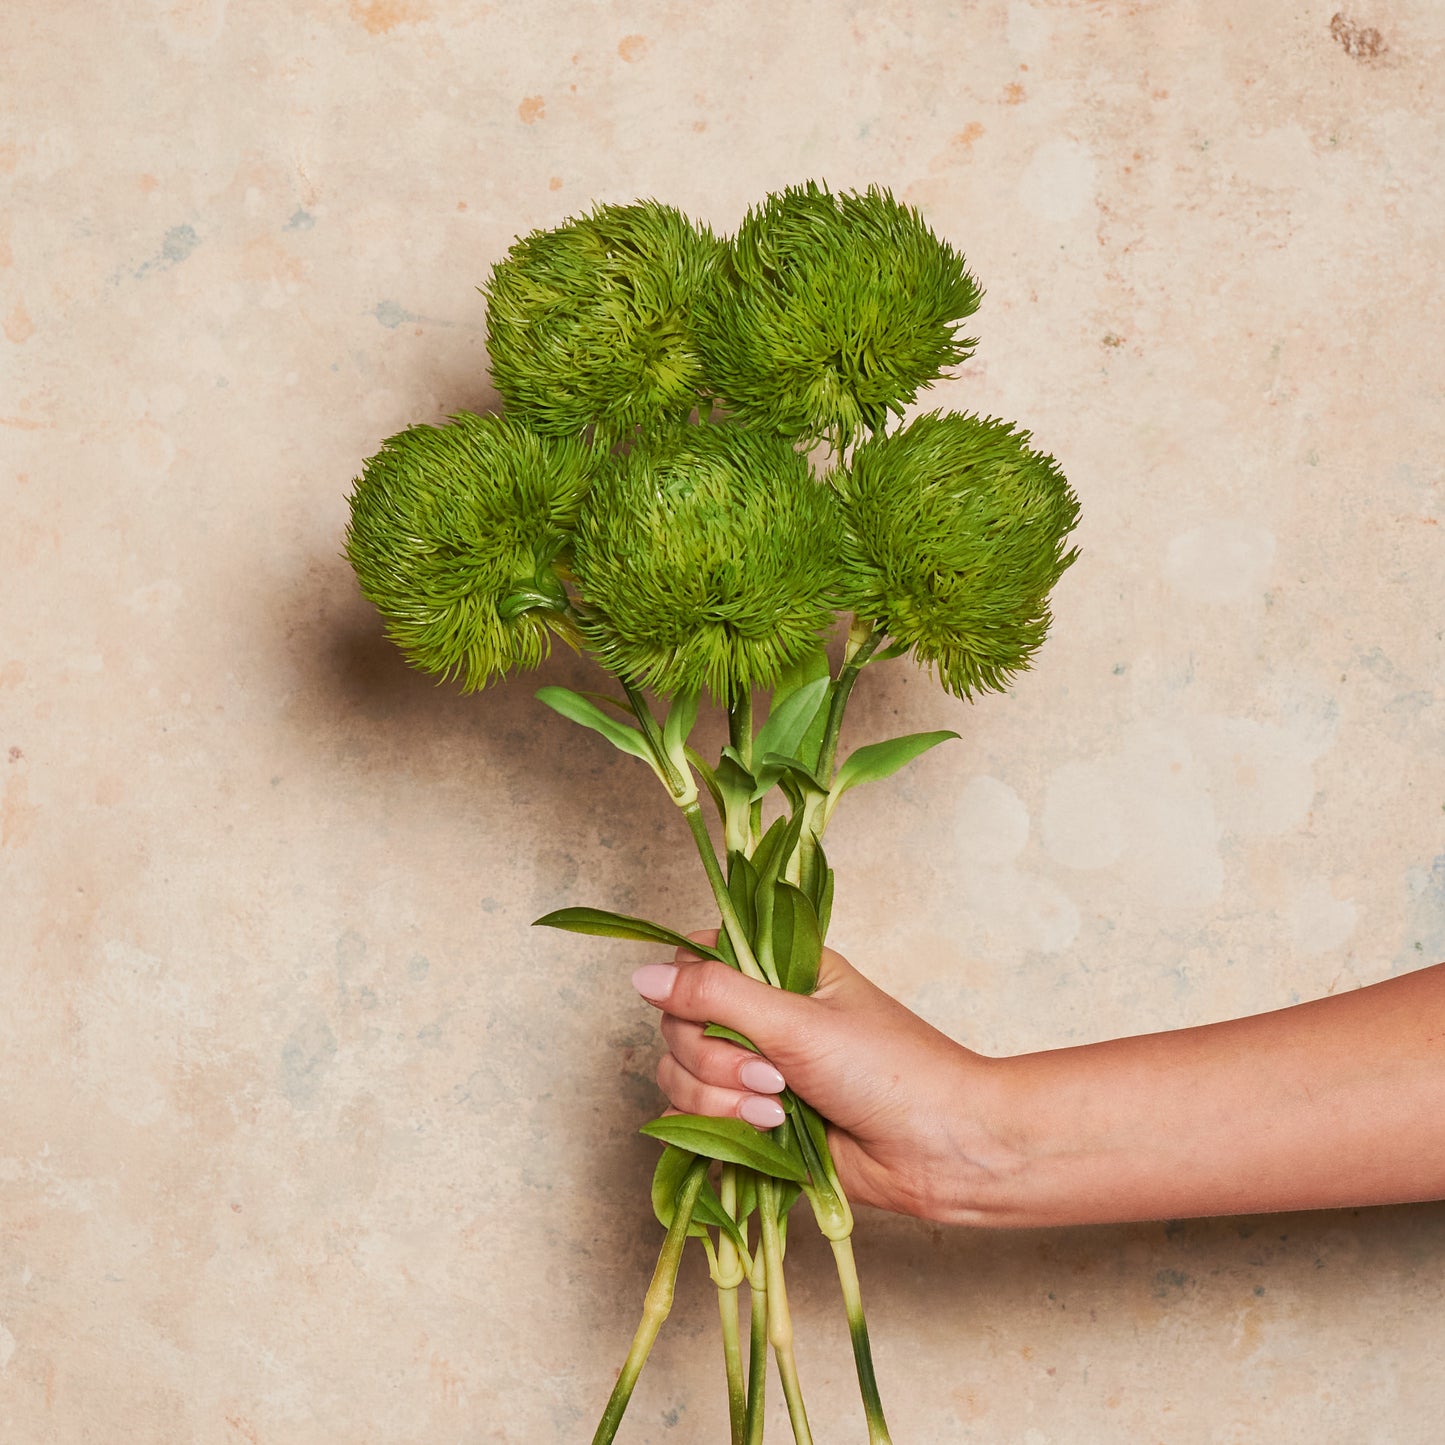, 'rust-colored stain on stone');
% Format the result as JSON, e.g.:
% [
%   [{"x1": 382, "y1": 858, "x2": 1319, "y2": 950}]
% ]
[
  {"x1": 518, "y1": 95, "x2": 545, "y2": 124},
  {"x1": 348, "y1": 0, "x2": 433, "y2": 33},
  {"x1": 1002, "y1": 81, "x2": 1027, "y2": 105},
  {"x1": 4, "y1": 300, "x2": 34, "y2": 344},
  {"x1": 1330, "y1": 13, "x2": 1386, "y2": 59},
  {"x1": 618, "y1": 33, "x2": 648, "y2": 62}
]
